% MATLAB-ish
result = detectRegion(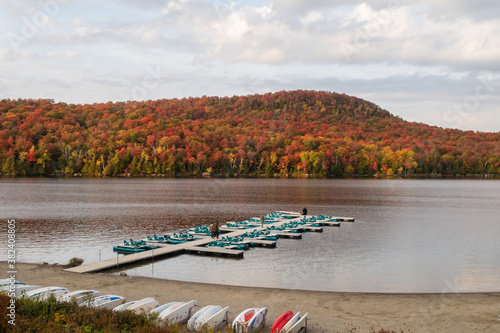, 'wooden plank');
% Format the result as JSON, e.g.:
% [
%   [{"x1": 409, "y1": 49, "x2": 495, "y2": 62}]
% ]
[
  {"x1": 322, "y1": 221, "x2": 341, "y2": 227},
  {"x1": 65, "y1": 237, "x2": 221, "y2": 273},
  {"x1": 219, "y1": 226, "x2": 253, "y2": 232},
  {"x1": 242, "y1": 239, "x2": 277, "y2": 248},
  {"x1": 331, "y1": 217, "x2": 355, "y2": 222},
  {"x1": 184, "y1": 246, "x2": 244, "y2": 258},
  {"x1": 272, "y1": 231, "x2": 303, "y2": 239},
  {"x1": 302, "y1": 226, "x2": 323, "y2": 233}
]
